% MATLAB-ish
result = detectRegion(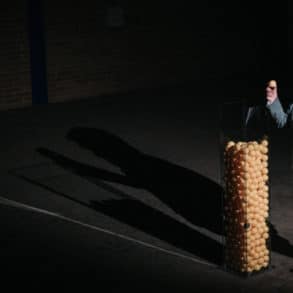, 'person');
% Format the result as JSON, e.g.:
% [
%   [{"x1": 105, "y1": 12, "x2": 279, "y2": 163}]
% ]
[
  {"x1": 245, "y1": 80, "x2": 292, "y2": 129},
  {"x1": 244, "y1": 79, "x2": 292, "y2": 170},
  {"x1": 266, "y1": 80, "x2": 293, "y2": 170},
  {"x1": 265, "y1": 80, "x2": 293, "y2": 128}
]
